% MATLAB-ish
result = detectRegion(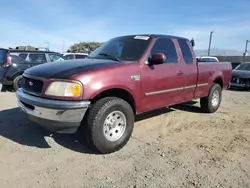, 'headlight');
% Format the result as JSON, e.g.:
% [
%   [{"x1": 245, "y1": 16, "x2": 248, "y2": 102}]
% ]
[{"x1": 45, "y1": 81, "x2": 82, "y2": 97}]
